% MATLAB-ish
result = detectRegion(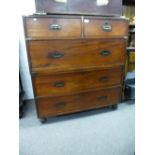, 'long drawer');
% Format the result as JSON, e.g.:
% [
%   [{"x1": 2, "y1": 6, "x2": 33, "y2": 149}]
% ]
[
  {"x1": 33, "y1": 67, "x2": 123, "y2": 97},
  {"x1": 83, "y1": 17, "x2": 128, "y2": 38},
  {"x1": 28, "y1": 39, "x2": 126, "y2": 73},
  {"x1": 24, "y1": 16, "x2": 82, "y2": 39},
  {"x1": 36, "y1": 86, "x2": 121, "y2": 118}
]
